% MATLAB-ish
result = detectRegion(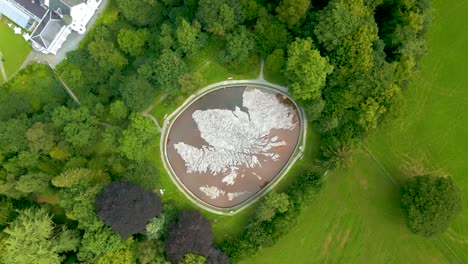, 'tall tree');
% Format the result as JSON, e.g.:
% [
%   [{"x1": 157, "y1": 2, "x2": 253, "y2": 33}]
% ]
[
  {"x1": 176, "y1": 19, "x2": 202, "y2": 54},
  {"x1": 119, "y1": 114, "x2": 159, "y2": 161},
  {"x1": 0, "y1": 207, "x2": 80, "y2": 264},
  {"x1": 116, "y1": 0, "x2": 164, "y2": 26},
  {"x1": 401, "y1": 175, "x2": 462, "y2": 237},
  {"x1": 119, "y1": 74, "x2": 155, "y2": 111},
  {"x1": 256, "y1": 191, "x2": 290, "y2": 222},
  {"x1": 285, "y1": 37, "x2": 334, "y2": 101},
  {"x1": 165, "y1": 211, "x2": 214, "y2": 263},
  {"x1": 253, "y1": 8, "x2": 290, "y2": 56},
  {"x1": 196, "y1": 0, "x2": 244, "y2": 35},
  {"x1": 154, "y1": 49, "x2": 188, "y2": 95},
  {"x1": 95, "y1": 182, "x2": 162, "y2": 238},
  {"x1": 117, "y1": 28, "x2": 149, "y2": 57},
  {"x1": 51, "y1": 106, "x2": 99, "y2": 149},
  {"x1": 275, "y1": 0, "x2": 310, "y2": 28},
  {"x1": 219, "y1": 26, "x2": 256, "y2": 66}
]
